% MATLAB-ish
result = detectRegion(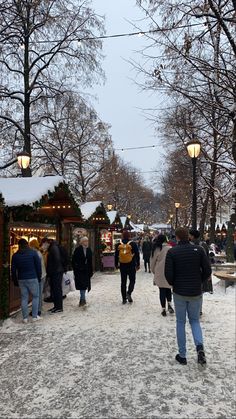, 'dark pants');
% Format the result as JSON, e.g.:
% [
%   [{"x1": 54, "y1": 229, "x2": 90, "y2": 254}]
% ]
[
  {"x1": 120, "y1": 264, "x2": 136, "y2": 300},
  {"x1": 50, "y1": 272, "x2": 63, "y2": 310},
  {"x1": 144, "y1": 258, "x2": 150, "y2": 272},
  {"x1": 159, "y1": 288, "x2": 172, "y2": 308}
]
